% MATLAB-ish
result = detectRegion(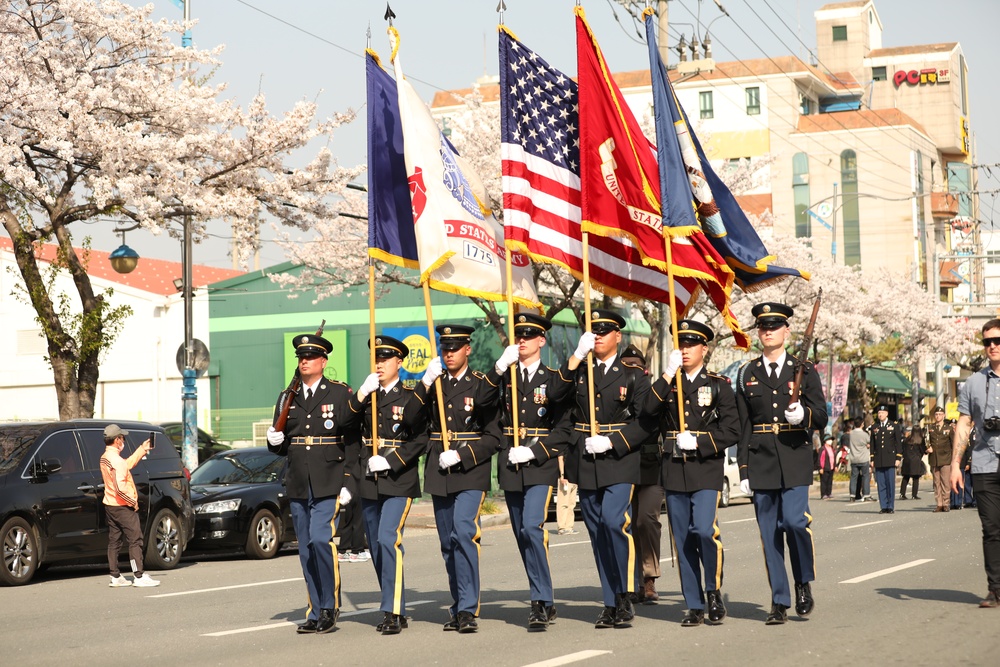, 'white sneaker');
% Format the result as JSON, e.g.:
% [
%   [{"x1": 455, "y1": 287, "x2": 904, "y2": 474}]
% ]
[
  {"x1": 109, "y1": 575, "x2": 132, "y2": 587},
  {"x1": 132, "y1": 573, "x2": 160, "y2": 588},
  {"x1": 337, "y1": 552, "x2": 350, "y2": 562},
  {"x1": 358, "y1": 549, "x2": 371, "y2": 561},
  {"x1": 348, "y1": 552, "x2": 360, "y2": 563}
]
